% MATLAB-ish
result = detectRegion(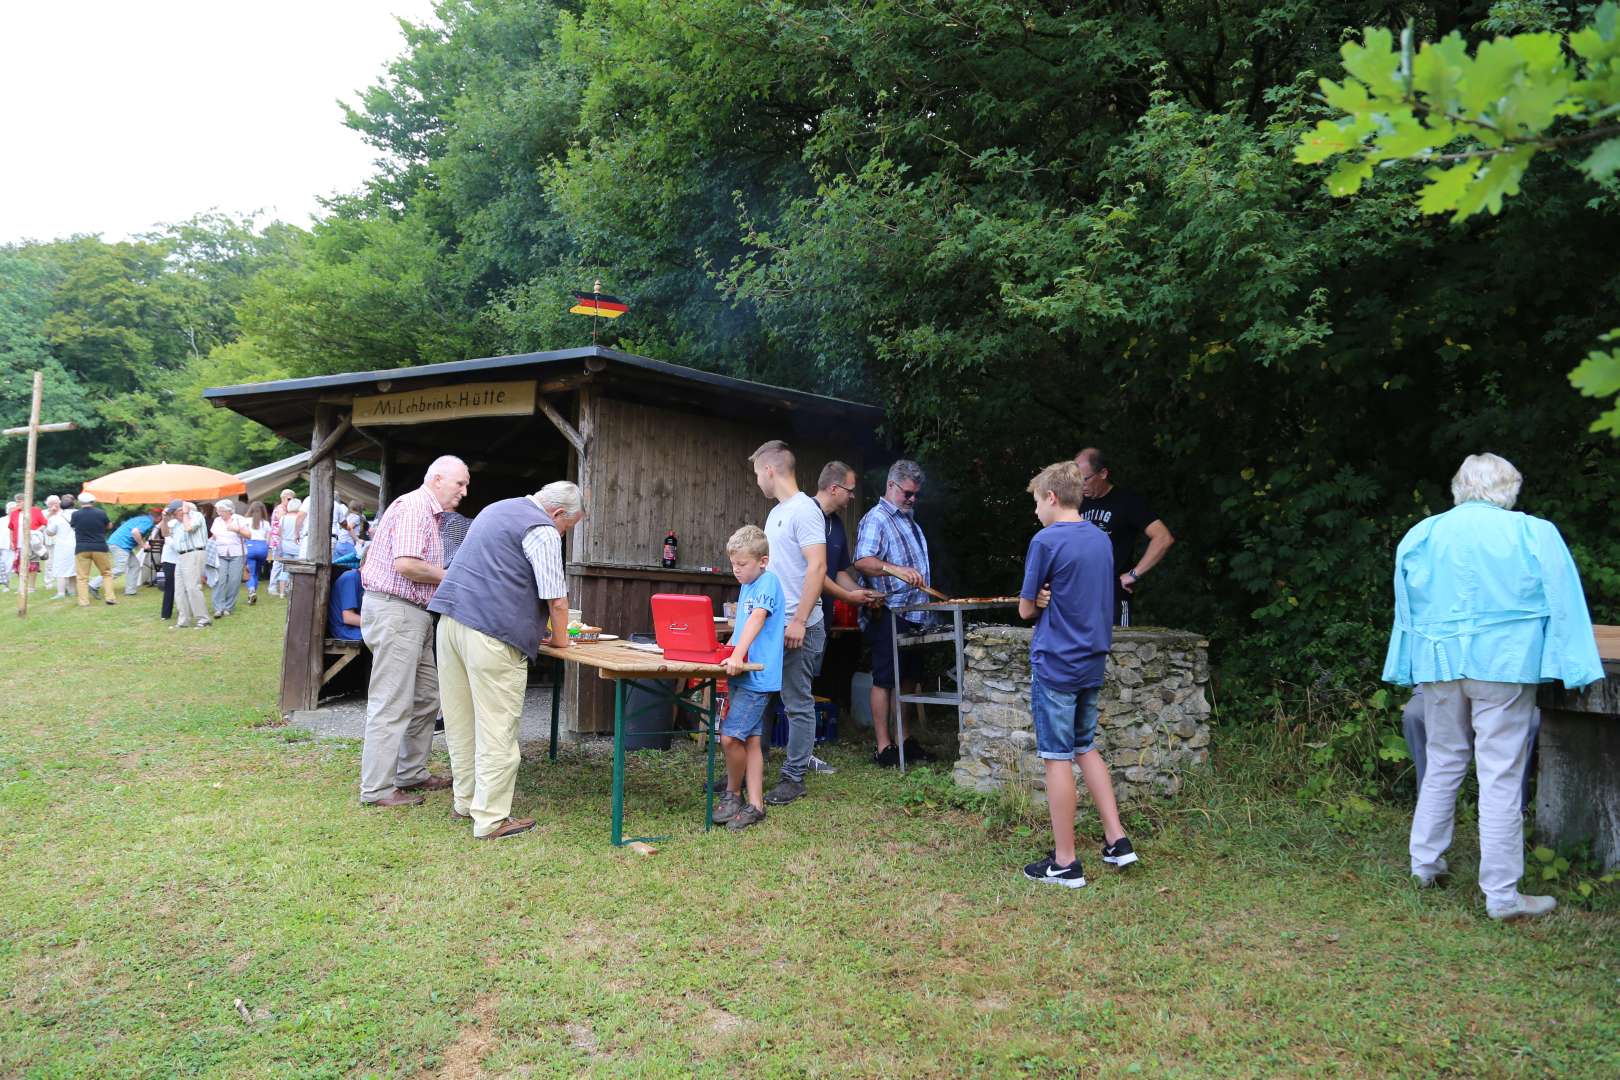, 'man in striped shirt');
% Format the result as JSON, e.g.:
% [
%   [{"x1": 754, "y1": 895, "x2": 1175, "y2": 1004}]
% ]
[
  {"x1": 429, "y1": 482, "x2": 585, "y2": 839},
  {"x1": 358, "y1": 455, "x2": 470, "y2": 808}
]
